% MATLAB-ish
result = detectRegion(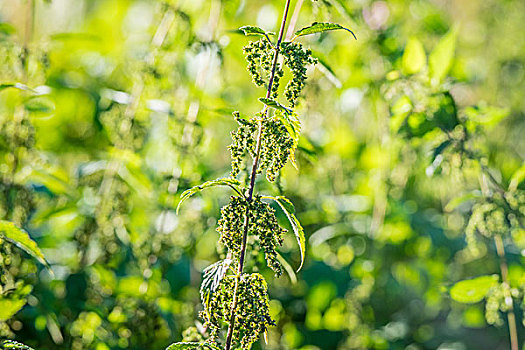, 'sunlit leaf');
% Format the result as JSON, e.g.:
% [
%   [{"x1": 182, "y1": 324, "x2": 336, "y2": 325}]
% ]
[
  {"x1": 0, "y1": 220, "x2": 48, "y2": 267},
  {"x1": 177, "y1": 178, "x2": 243, "y2": 214},
  {"x1": 294, "y1": 22, "x2": 356, "y2": 40},
  {"x1": 402, "y1": 37, "x2": 426, "y2": 75},
  {"x1": 200, "y1": 259, "x2": 233, "y2": 307},
  {"x1": 450, "y1": 275, "x2": 498, "y2": 303},
  {"x1": 165, "y1": 343, "x2": 220, "y2": 350},
  {"x1": 239, "y1": 25, "x2": 274, "y2": 37},
  {"x1": 429, "y1": 29, "x2": 457, "y2": 85},
  {"x1": 259, "y1": 98, "x2": 293, "y2": 114}
]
